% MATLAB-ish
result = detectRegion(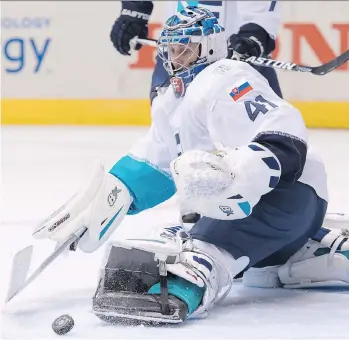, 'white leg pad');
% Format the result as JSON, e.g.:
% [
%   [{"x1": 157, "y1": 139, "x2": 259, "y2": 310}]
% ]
[
  {"x1": 278, "y1": 253, "x2": 349, "y2": 288},
  {"x1": 323, "y1": 212, "x2": 349, "y2": 231},
  {"x1": 243, "y1": 266, "x2": 282, "y2": 288},
  {"x1": 243, "y1": 254, "x2": 349, "y2": 289}
]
